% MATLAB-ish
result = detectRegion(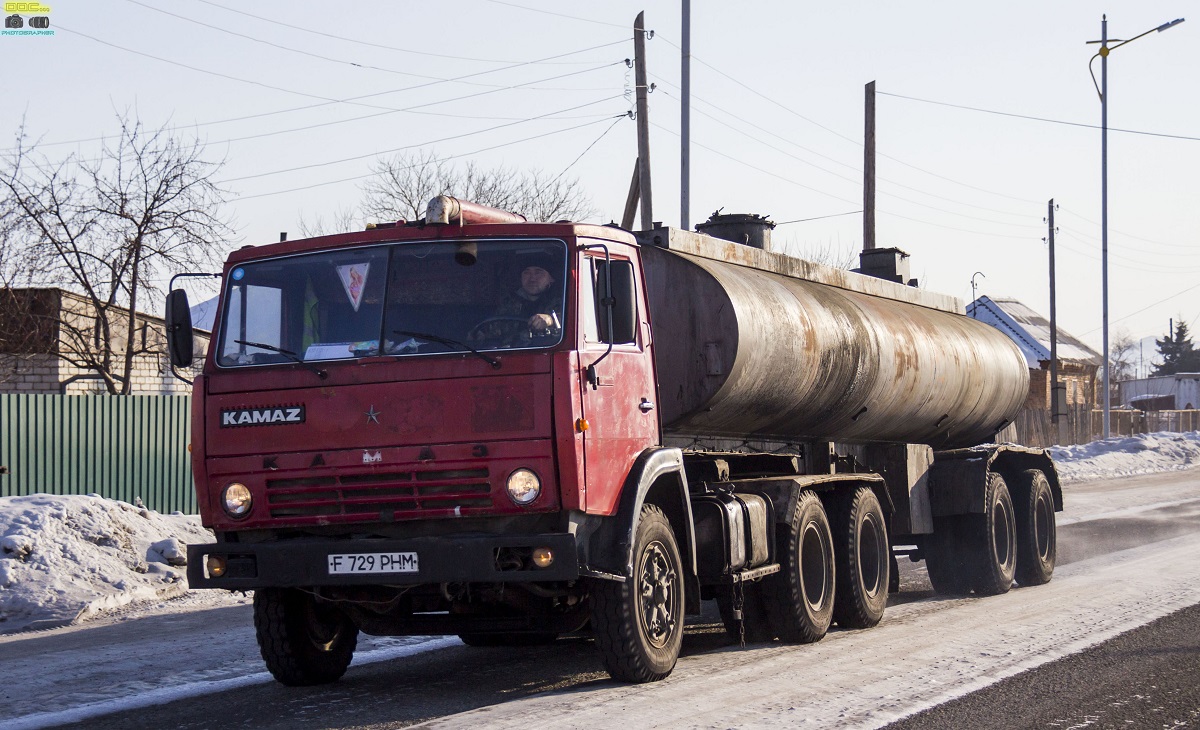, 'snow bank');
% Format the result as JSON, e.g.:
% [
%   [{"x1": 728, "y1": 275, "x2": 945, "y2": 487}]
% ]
[
  {"x1": 1049, "y1": 431, "x2": 1200, "y2": 483},
  {"x1": 0, "y1": 494, "x2": 215, "y2": 634}
]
